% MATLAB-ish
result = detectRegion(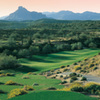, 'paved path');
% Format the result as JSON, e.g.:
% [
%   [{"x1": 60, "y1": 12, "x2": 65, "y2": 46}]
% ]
[{"x1": 62, "y1": 72, "x2": 100, "y2": 83}]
